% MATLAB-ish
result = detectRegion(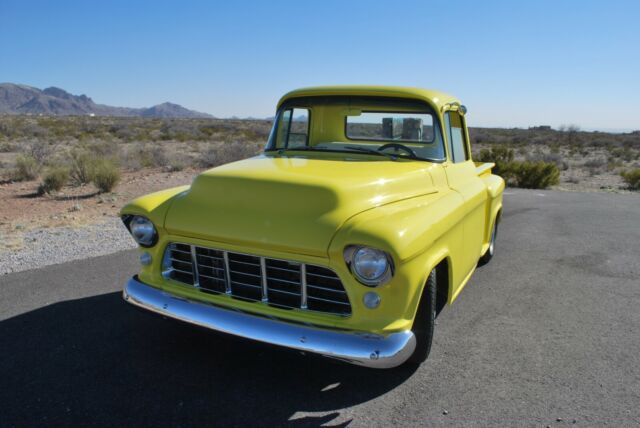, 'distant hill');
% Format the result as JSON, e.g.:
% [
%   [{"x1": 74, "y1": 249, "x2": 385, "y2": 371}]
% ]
[{"x1": 0, "y1": 83, "x2": 213, "y2": 118}]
